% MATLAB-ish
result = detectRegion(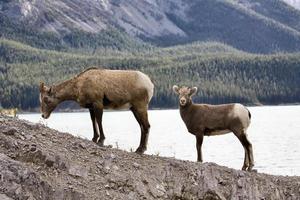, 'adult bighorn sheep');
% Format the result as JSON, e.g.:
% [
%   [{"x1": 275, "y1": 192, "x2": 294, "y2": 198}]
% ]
[
  {"x1": 173, "y1": 85, "x2": 254, "y2": 171},
  {"x1": 39, "y1": 68, "x2": 154, "y2": 154}
]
